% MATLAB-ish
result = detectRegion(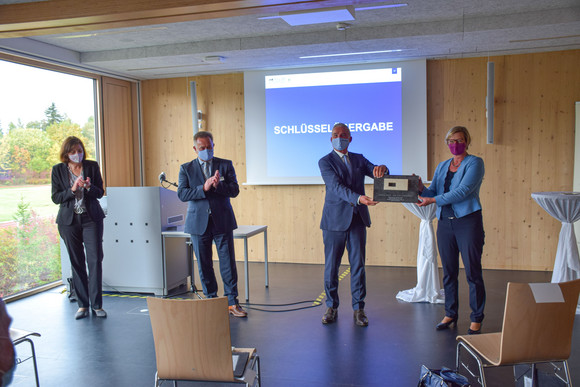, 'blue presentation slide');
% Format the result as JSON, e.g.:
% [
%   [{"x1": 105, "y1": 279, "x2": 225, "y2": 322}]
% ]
[{"x1": 265, "y1": 69, "x2": 402, "y2": 177}]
